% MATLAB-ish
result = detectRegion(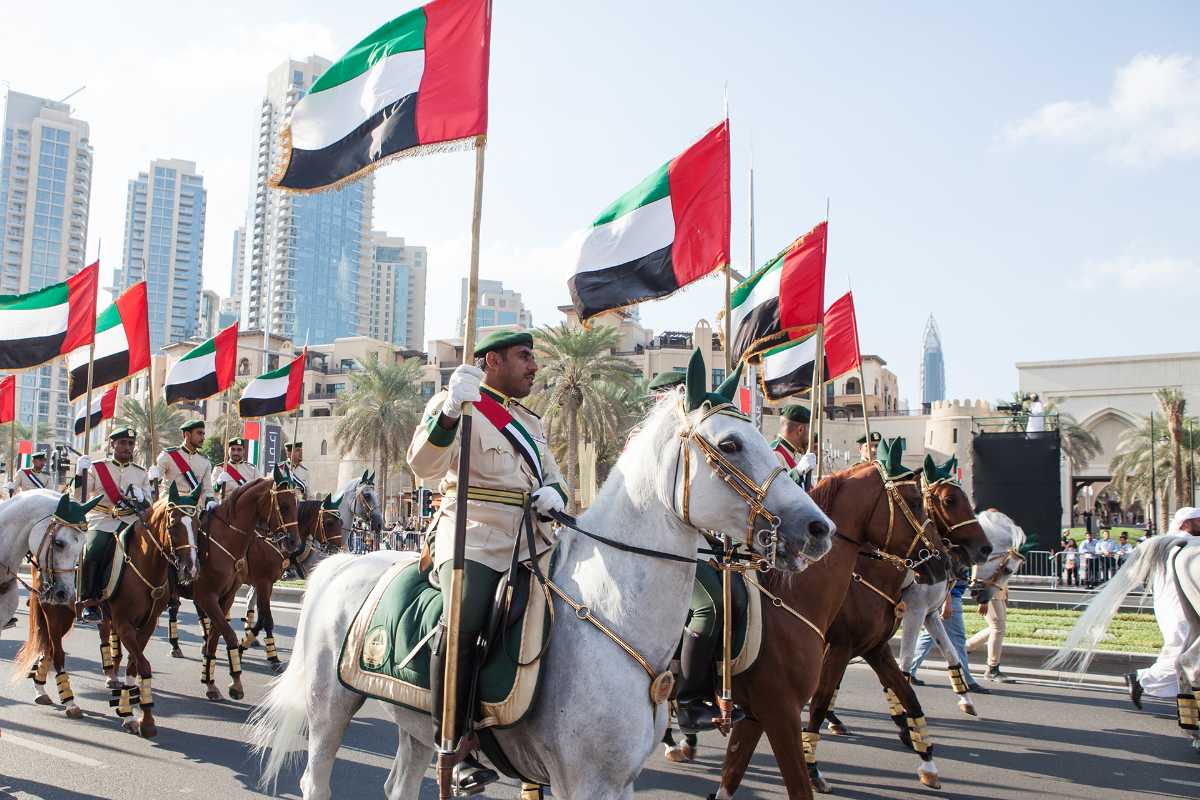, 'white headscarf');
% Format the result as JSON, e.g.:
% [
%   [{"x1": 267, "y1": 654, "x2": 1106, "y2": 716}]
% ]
[{"x1": 1169, "y1": 506, "x2": 1200, "y2": 532}]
